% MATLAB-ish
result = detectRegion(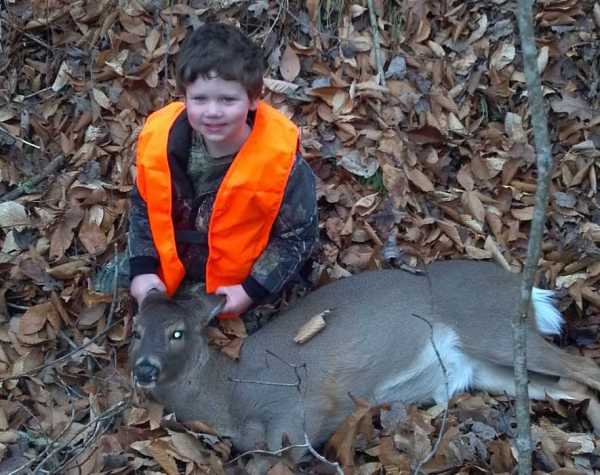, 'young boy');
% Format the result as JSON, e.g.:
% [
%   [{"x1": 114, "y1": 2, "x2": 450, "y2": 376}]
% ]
[{"x1": 128, "y1": 23, "x2": 318, "y2": 320}]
